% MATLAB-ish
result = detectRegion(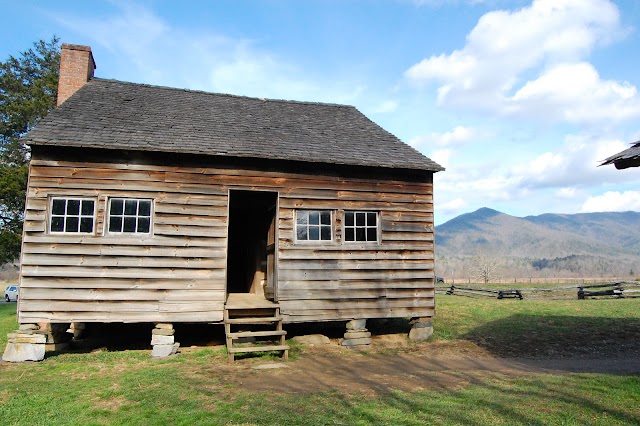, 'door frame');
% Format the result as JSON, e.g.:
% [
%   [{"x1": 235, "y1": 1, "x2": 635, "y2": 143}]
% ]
[{"x1": 224, "y1": 188, "x2": 279, "y2": 301}]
